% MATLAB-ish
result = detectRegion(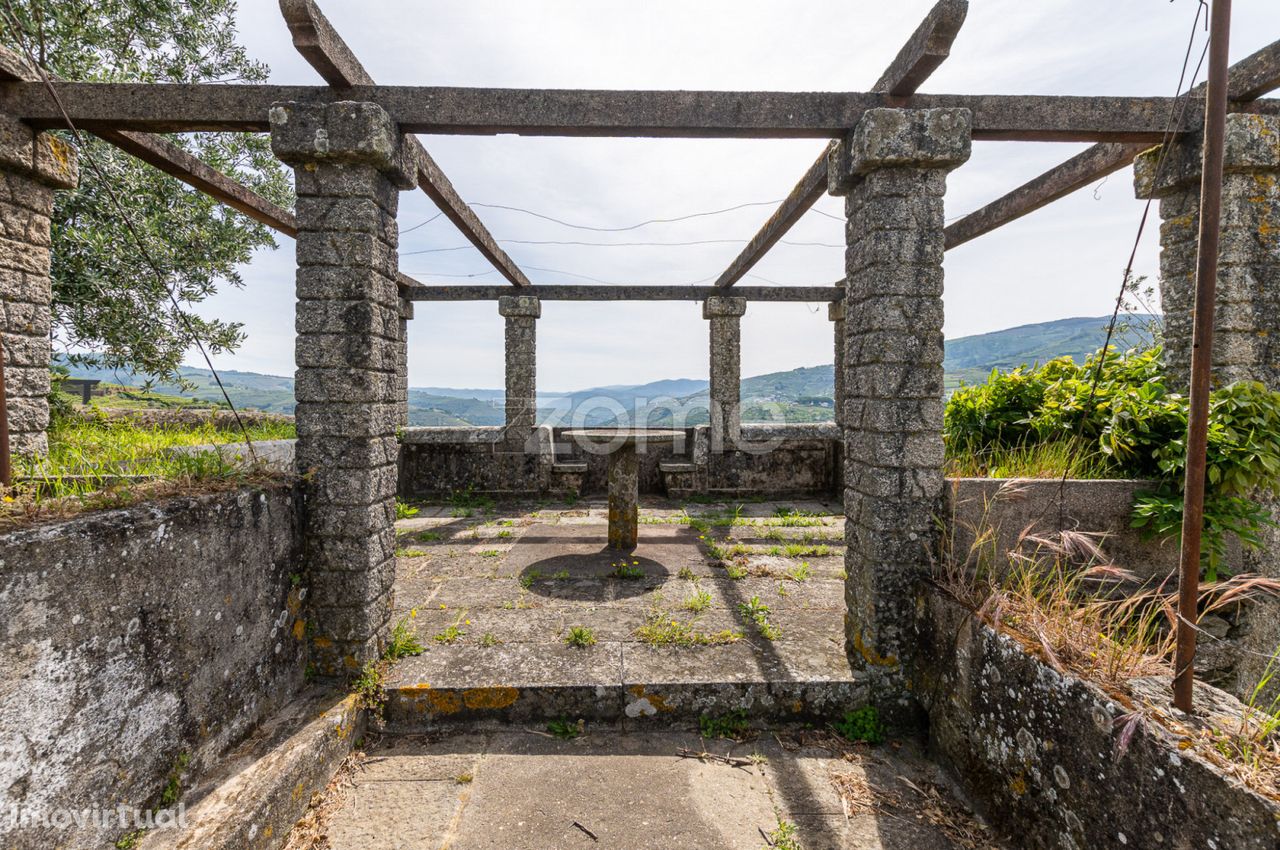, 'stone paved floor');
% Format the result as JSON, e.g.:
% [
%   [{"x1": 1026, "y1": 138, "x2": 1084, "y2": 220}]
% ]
[
  {"x1": 288, "y1": 727, "x2": 1004, "y2": 850},
  {"x1": 386, "y1": 497, "x2": 855, "y2": 718}
]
